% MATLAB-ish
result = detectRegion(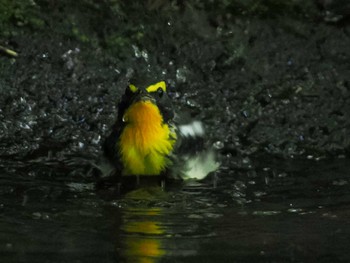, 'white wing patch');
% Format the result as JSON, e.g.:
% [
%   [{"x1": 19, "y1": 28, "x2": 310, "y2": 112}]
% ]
[
  {"x1": 179, "y1": 121, "x2": 205, "y2": 138},
  {"x1": 180, "y1": 150, "x2": 220, "y2": 180}
]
